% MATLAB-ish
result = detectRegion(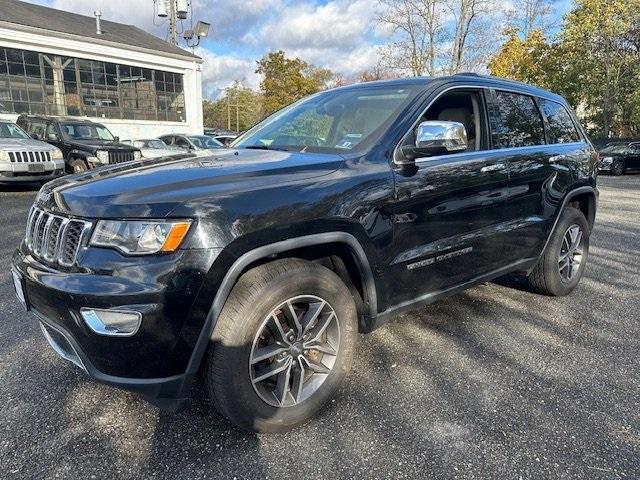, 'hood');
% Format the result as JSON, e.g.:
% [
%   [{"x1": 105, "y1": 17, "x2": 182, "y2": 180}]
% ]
[
  {"x1": 38, "y1": 148, "x2": 345, "y2": 218},
  {"x1": 66, "y1": 138, "x2": 137, "y2": 151},
  {"x1": 0, "y1": 138, "x2": 57, "y2": 152}
]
